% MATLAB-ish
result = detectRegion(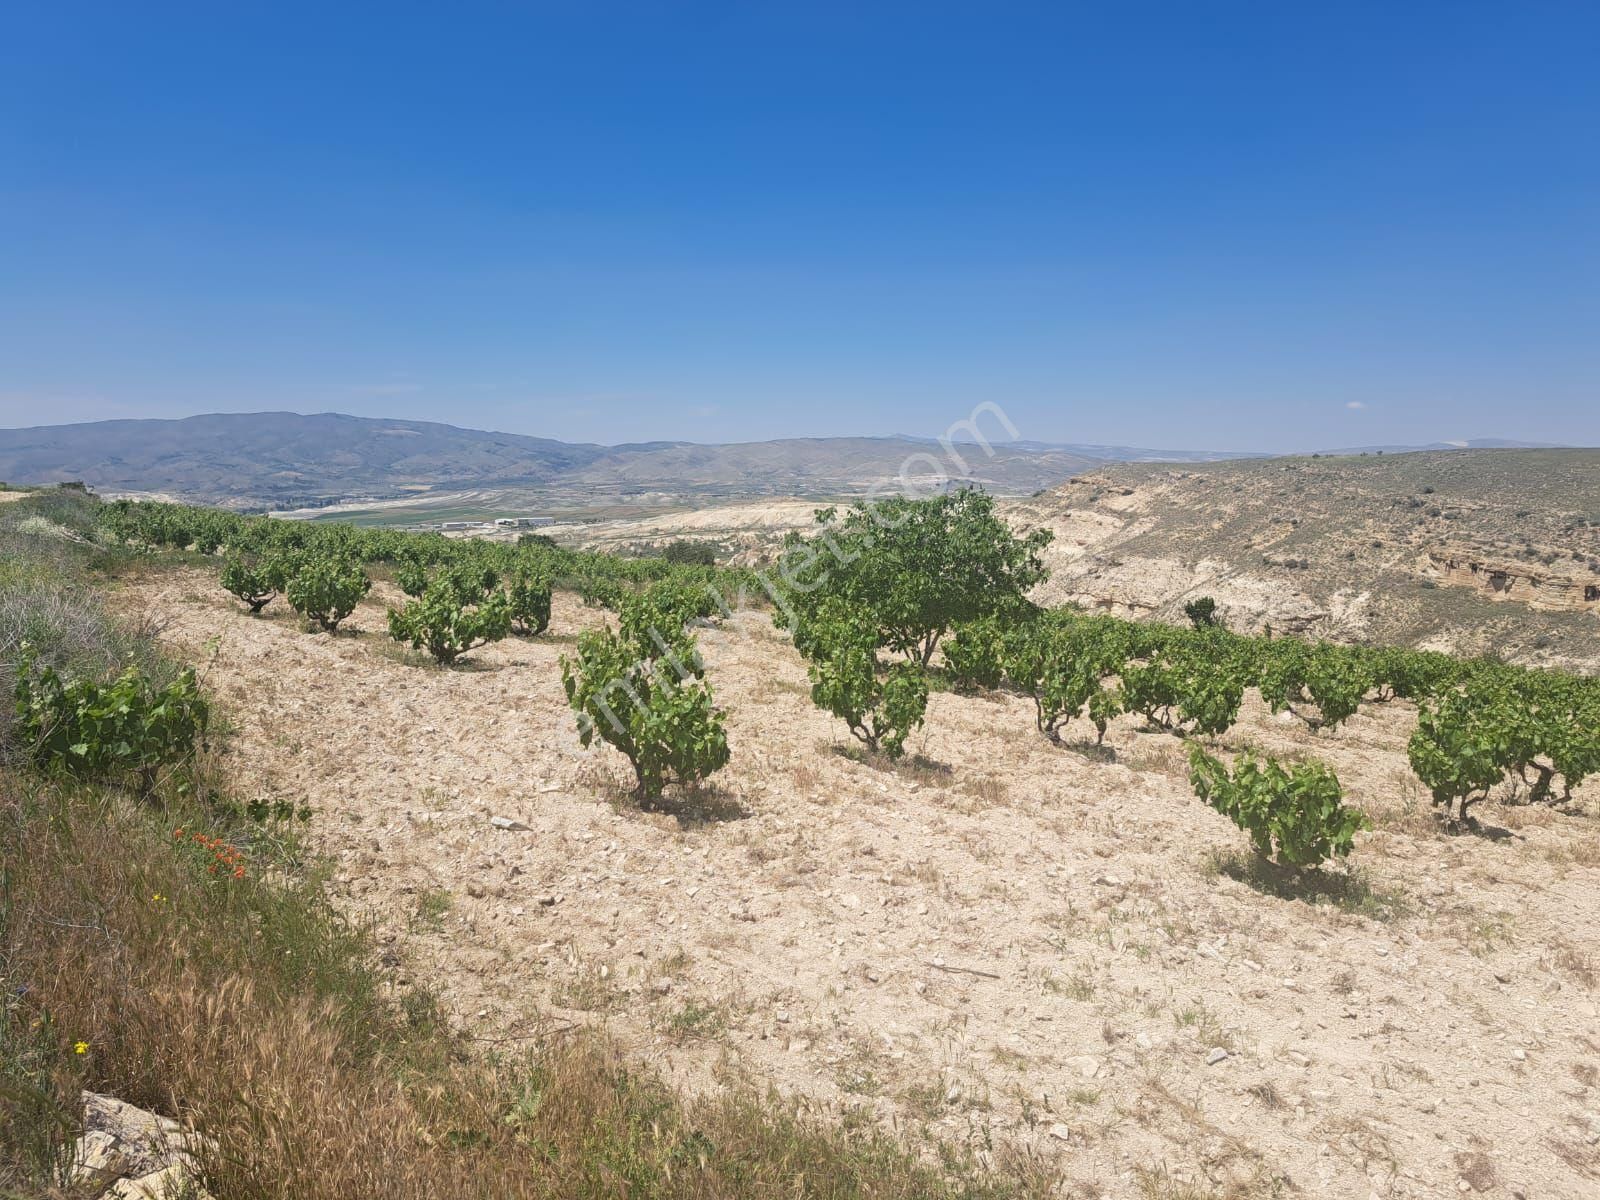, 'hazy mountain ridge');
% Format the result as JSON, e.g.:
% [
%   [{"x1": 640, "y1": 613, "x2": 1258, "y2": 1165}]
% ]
[
  {"x1": 0, "y1": 411, "x2": 1572, "y2": 510},
  {"x1": 0, "y1": 413, "x2": 1100, "y2": 507}
]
